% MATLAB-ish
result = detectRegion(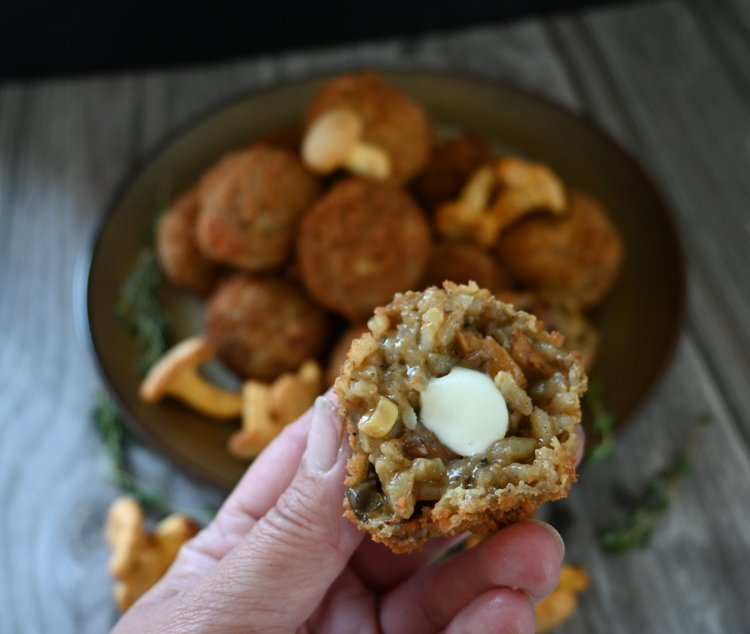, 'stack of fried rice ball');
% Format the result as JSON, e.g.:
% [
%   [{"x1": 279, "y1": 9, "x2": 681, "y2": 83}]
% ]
[{"x1": 156, "y1": 70, "x2": 623, "y2": 392}]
